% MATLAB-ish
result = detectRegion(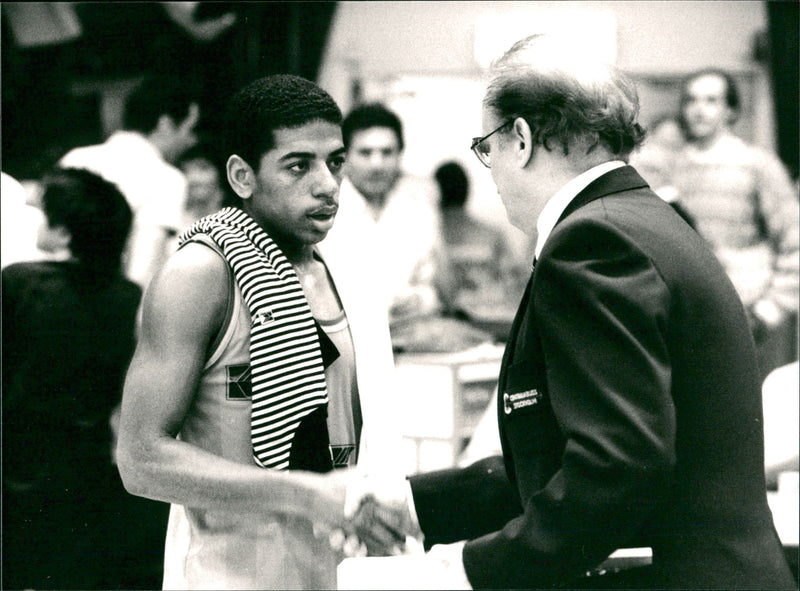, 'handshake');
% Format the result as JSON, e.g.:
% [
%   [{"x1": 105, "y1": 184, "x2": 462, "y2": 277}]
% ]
[
  {"x1": 314, "y1": 471, "x2": 473, "y2": 589},
  {"x1": 315, "y1": 471, "x2": 424, "y2": 559}
]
